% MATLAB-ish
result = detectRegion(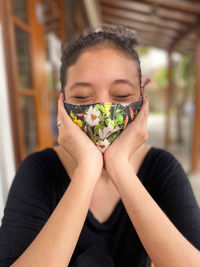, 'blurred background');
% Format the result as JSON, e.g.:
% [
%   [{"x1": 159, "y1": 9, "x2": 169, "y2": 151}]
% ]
[{"x1": 0, "y1": 0, "x2": 200, "y2": 222}]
